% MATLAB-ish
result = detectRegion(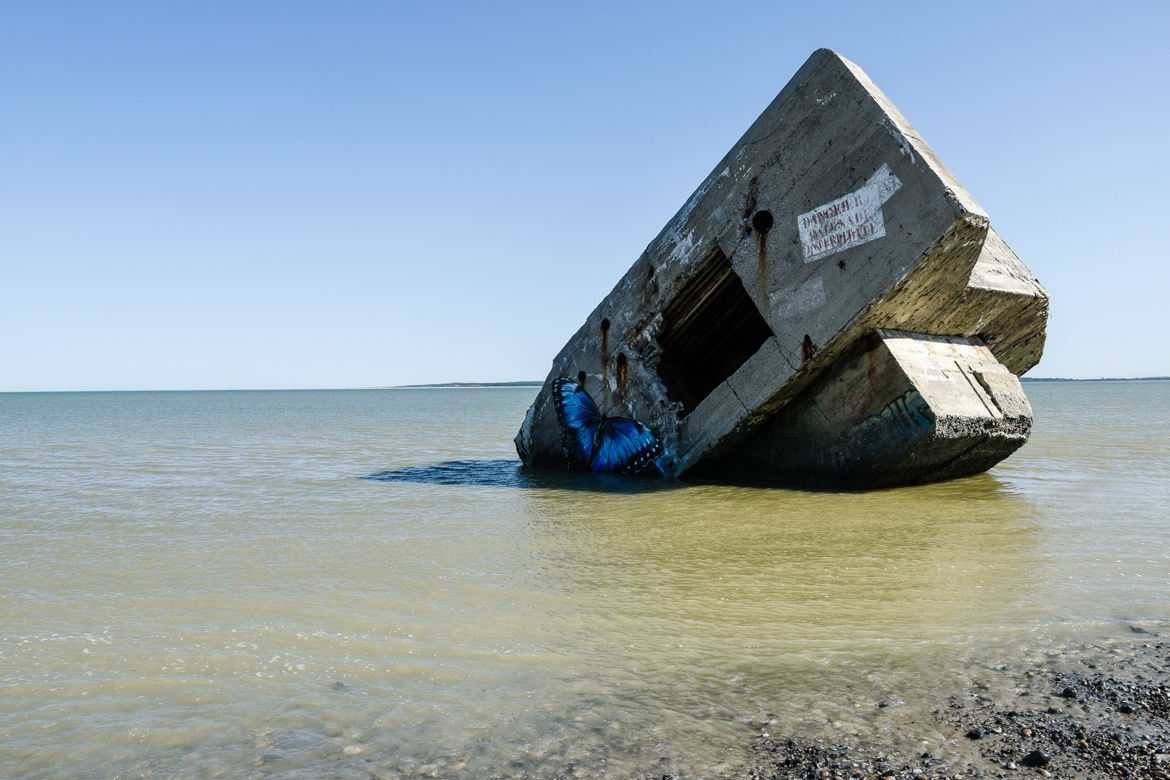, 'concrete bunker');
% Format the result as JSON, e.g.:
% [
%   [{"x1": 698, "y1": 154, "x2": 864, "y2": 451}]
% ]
[{"x1": 514, "y1": 49, "x2": 1048, "y2": 489}]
